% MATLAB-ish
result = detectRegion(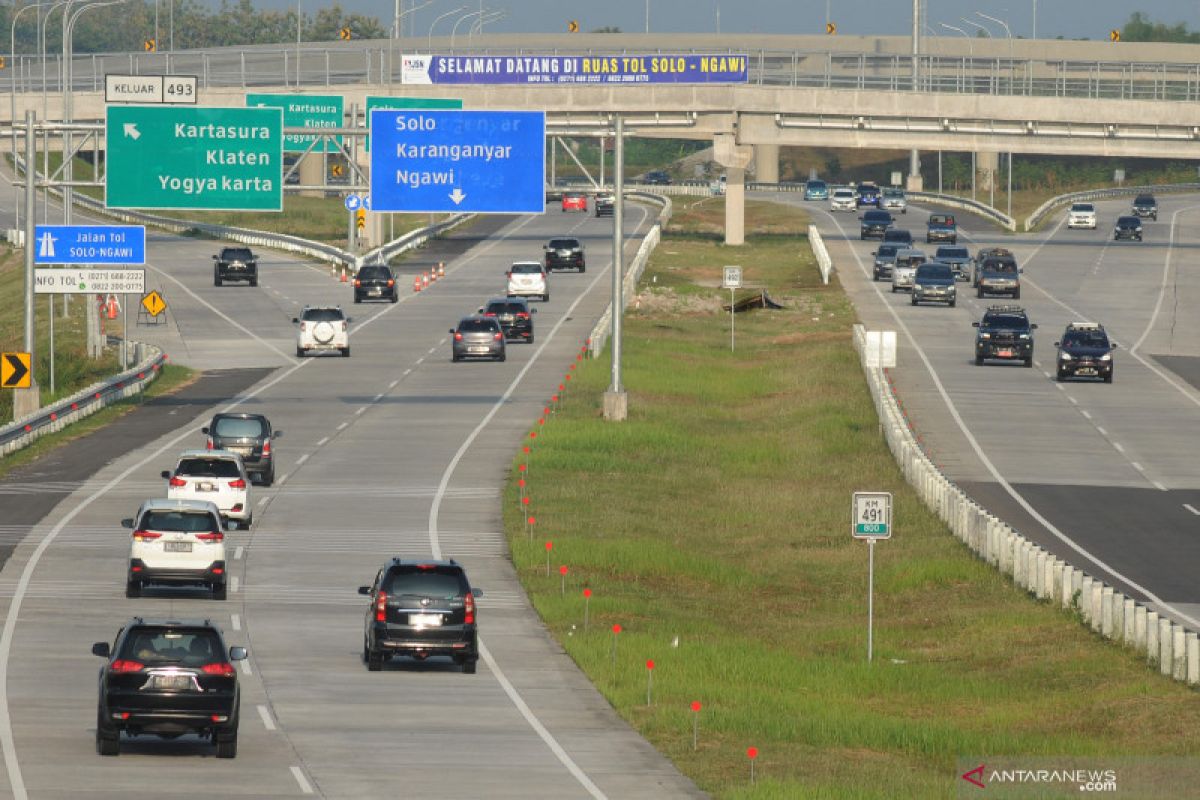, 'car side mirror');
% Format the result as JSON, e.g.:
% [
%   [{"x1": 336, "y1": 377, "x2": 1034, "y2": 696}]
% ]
[
  {"x1": 1054, "y1": 341, "x2": 1061, "y2": 347},
  {"x1": 229, "y1": 646, "x2": 248, "y2": 662},
  {"x1": 1110, "y1": 343, "x2": 1119, "y2": 349},
  {"x1": 160, "y1": 470, "x2": 170, "y2": 480},
  {"x1": 291, "y1": 317, "x2": 299, "y2": 324},
  {"x1": 972, "y1": 322, "x2": 981, "y2": 328},
  {"x1": 345, "y1": 317, "x2": 353, "y2": 323},
  {"x1": 211, "y1": 255, "x2": 218, "y2": 261},
  {"x1": 477, "y1": 307, "x2": 485, "y2": 314},
  {"x1": 1019, "y1": 268, "x2": 1024, "y2": 273},
  {"x1": 120, "y1": 518, "x2": 134, "y2": 529},
  {"x1": 91, "y1": 642, "x2": 110, "y2": 658},
  {"x1": 273, "y1": 430, "x2": 283, "y2": 439},
  {"x1": 531, "y1": 308, "x2": 537, "y2": 314},
  {"x1": 472, "y1": 587, "x2": 484, "y2": 598},
  {"x1": 1031, "y1": 324, "x2": 1038, "y2": 330},
  {"x1": 358, "y1": 586, "x2": 372, "y2": 595},
  {"x1": 201, "y1": 426, "x2": 210, "y2": 435},
  {"x1": 449, "y1": 328, "x2": 456, "y2": 334},
  {"x1": 871, "y1": 251, "x2": 877, "y2": 256}
]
